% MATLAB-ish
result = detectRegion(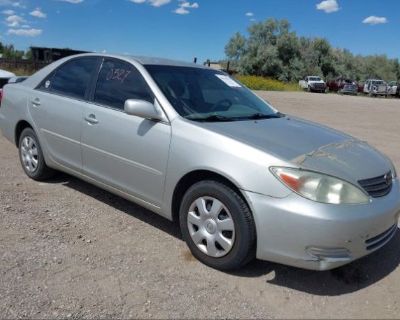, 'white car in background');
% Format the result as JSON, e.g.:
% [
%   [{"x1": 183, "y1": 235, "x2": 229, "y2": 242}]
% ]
[
  {"x1": 387, "y1": 81, "x2": 399, "y2": 96},
  {"x1": 299, "y1": 76, "x2": 327, "y2": 93},
  {"x1": 0, "y1": 69, "x2": 16, "y2": 104},
  {"x1": 0, "y1": 69, "x2": 16, "y2": 85},
  {"x1": 363, "y1": 79, "x2": 388, "y2": 97}
]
